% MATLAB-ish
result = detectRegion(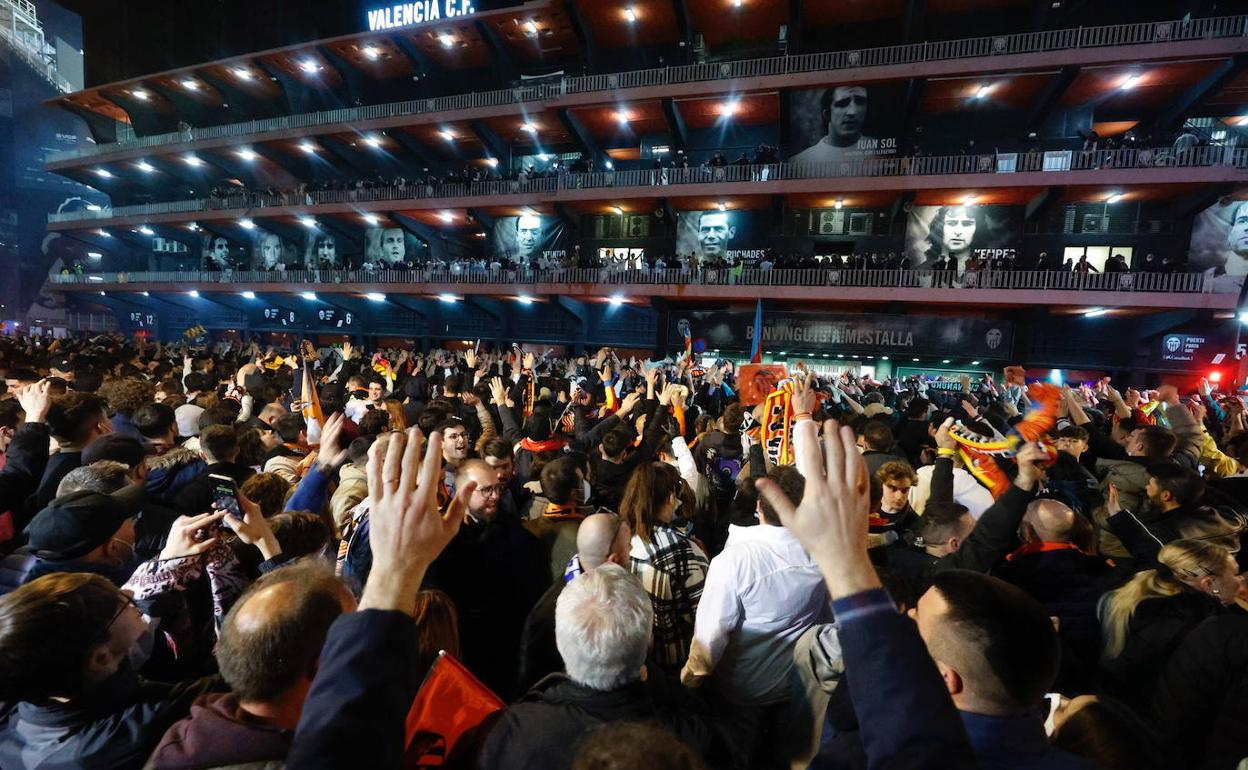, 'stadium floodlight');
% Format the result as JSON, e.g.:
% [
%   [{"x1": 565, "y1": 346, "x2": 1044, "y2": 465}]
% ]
[
  {"x1": 720, "y1": 100, "x2": 739, "y2": 116},
  {"x1": 136, "y1": 161, "x2": 155, "y2": 172},
  {"x1": 439, "y1": 33, "x2": 455, "y2": 48},
  {"x1": 181, "y1": 79, "x2": 199, "y2": 91},
  {"x1": 608, "y1": 295, "x2": 624, "y2": 306},
  {"x1": 138, "y1": 226, "x2": 155, "y2": 236},
  {"x1": 525, "y1": 20, "x2": 538, "y2": 35},
  {"x1": 1084, "y1": 308, "x2": 1109, "y2": 317},
  {"x1": 975, "y1": 85, "x2": 989, "y2": 98},
  {"x1": 439, "y1": 130, "x2": 455, "y2": 141},
  {"x1": 299, "y1": 60, "x2": 321, "y2": 74},
  {"x1": 1119, "y1": 74, "x2": 1142, "y2": 90},
  {"x1": 237, "y1": 149, "x2": 258, "y2": 161},
  {"x1": 717, "y1": 201, "x2": 727, "y2": 212},
  {"x1": 616, "y1": 110, "x2": 630, "y2": 124},
  {"x1": 183, "y1": 155, "x2": 204, "y2": 167},
  {"x1": 187, "y1": 222, "x2": 200, "y2": 231},
  {"x1": 439, "y1": 212, "x2": 454, "y2": 223},
  {"x1": 299, "y1": 216, "x2": 317, "y2": 228},
  {"x1": 366, "y1": 293, "x2": 386, "y2": 302},
  {"x1": 97, "y1": 229, "x2": 111, "y2": 237},
  {"x1": 85, "y1": 204, "x2": 103, "y2": 212},
  {"x1": 363, "y1": 45, "x2": 380, "y2": 60},
  {"x1": 132, "y1": 89, "x2": 150, "y2": 100},
  {"x1": 834, "y1": 199, "x2": 843, "y2": 210},
  {"x1": 625, "y1": 6, "x2": 637, "y2": 22},
  {"x1": 95, "y1": 169, "x2": 112, "y2": 179},
  {"x1": 363, "y1": 214, "x2": 380, "y2": 225},
  {"x1": 300, "y1": 292, "x2": 317, "y2": 300},
  {"x1": 439, "y1": 293, "x2": 458, "y2": 303},
  {"x1": 363, "y1": 135, "x2": 382, "y2": 147},
  {"x1": 87, "y1": 252, "x2": 102, "y2": 258},
  {"x1": 233, "y1": 68, "x2": 252, "y2": 80},
  {"x1": 188, "y1": 290, "x2": 199, "y2": 298},
  {"x1": 1106, "y1": 193, "x2": 1124, "y2": 204},
  {"x1": 299, "y1": 141, "x2": 316, "y2": 154},
  {"x1": 517, "y1": 295, "x2": 535, "y2": 305},
  {"x1": 520, "y1": 122, "x2": 538, "y2": 133},
  {"x1": 604, "y1": 160, "x2": 614, "y2": 169},
  {"x1": 485, "y1": 157, "x2": 499, "y2": 167},
  {"x1": 241, "y1": 291, "x2": 256, "y2": 299},
  {"x1": 239, "y1": 219, "x2": 256, "y2": 230}
]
